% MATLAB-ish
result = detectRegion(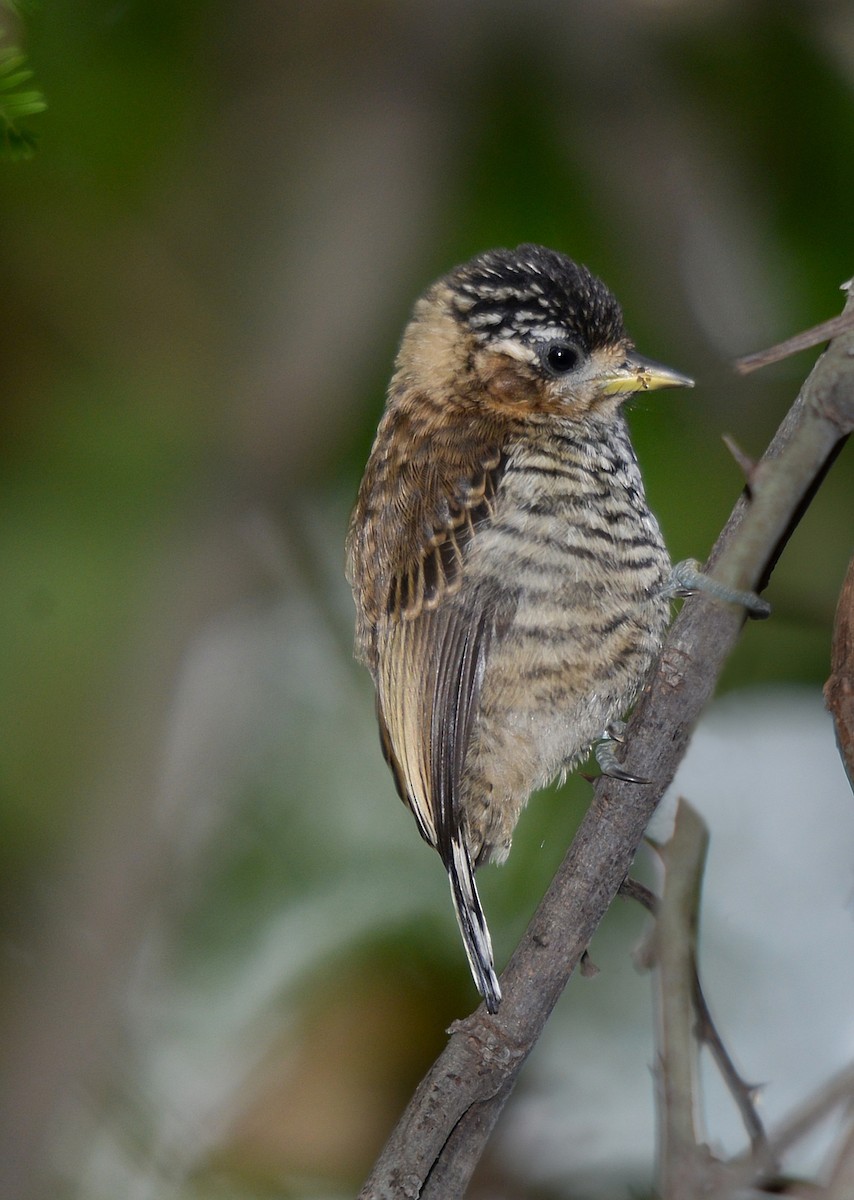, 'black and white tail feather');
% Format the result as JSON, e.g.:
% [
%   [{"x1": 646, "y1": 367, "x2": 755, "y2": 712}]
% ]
[{"x1": 448, "y1": 832, "x2": 501, "y2": 1013}]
